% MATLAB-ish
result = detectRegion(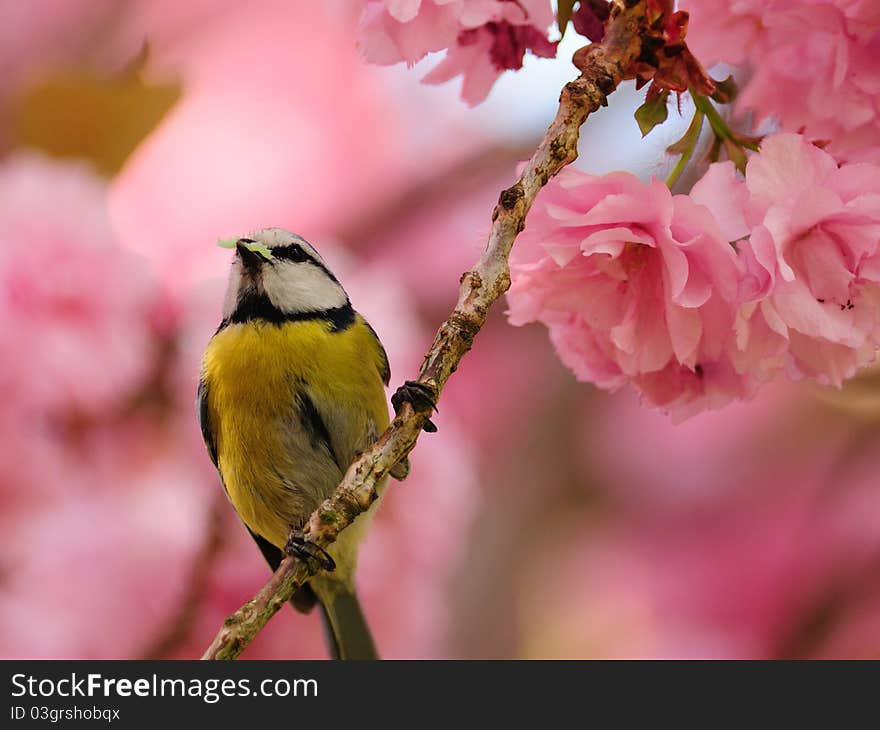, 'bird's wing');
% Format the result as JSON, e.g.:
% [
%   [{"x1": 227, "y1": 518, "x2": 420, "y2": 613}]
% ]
[
  {"x1": 361, "y1": 317, "x2": 391, "y2": 386},
  {"x1": 295, "y1": 389, "x2": 342, "y2": 470},
  {"x1": 197, "y1": 377, "x2": 218, "y2": 468},
  {"x1": 294, "y1": 317, "x2": 391, "y2": 476}
]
